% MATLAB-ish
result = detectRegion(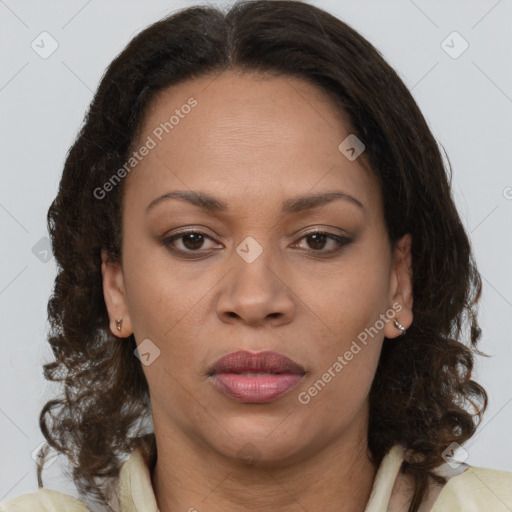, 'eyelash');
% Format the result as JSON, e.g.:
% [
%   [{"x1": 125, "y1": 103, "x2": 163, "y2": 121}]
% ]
[{"x1": 161, "y1": 229, "x2": 351, "y2": 258}]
